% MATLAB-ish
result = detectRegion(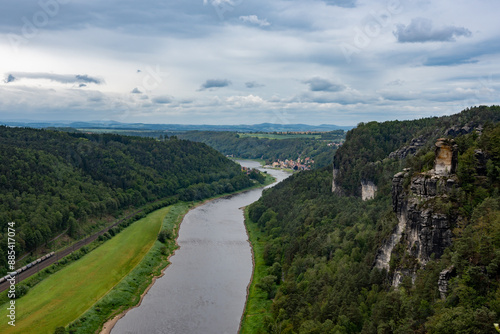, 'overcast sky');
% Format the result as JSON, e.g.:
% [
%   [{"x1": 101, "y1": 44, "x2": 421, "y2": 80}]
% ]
[{"x1": 0, "y1": 0, "x2": 499, "y2": 125}]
